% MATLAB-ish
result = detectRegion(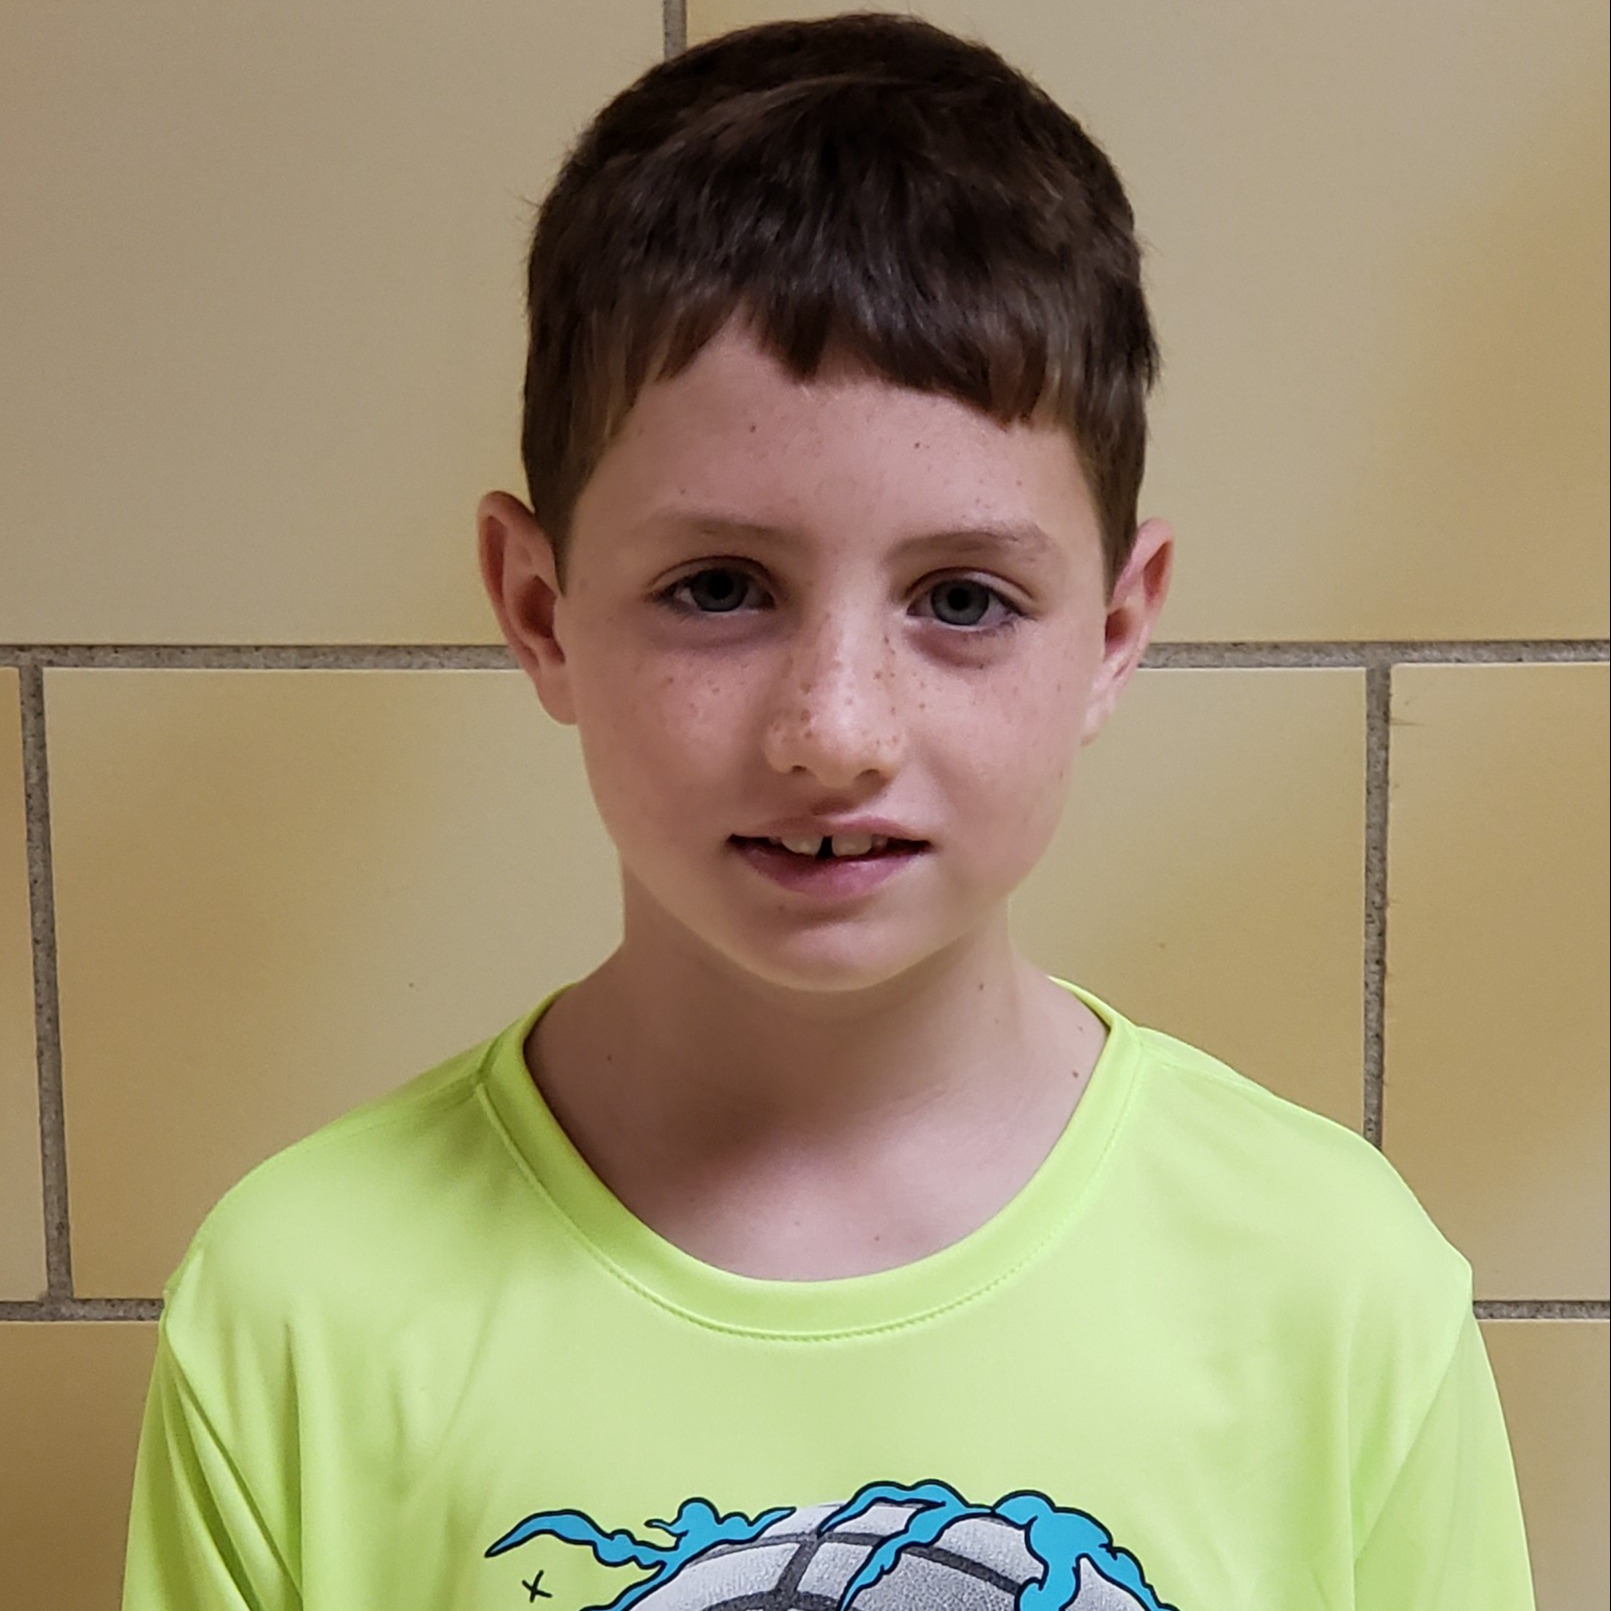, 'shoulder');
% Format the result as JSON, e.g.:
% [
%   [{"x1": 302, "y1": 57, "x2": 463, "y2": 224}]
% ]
[
  {"x1": 1120, "y1": 1022, "x2": 1472, "y2": 1321},
  {"x1": 160, "y1": 1025, "x2": 519, "y2": 1346},
  {"x1": 1107, "y1": 1022, "x2": 1477, "y2": 1473}
]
